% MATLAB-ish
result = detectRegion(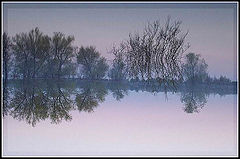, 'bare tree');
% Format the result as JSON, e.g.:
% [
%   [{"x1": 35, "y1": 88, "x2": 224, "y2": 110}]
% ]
[
  {"x1": 109, "y1": 45, "x2": 127, "y2": 80},
  {"x1": 112, "y1": 16, "x2": 189, "y2": 83}
]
